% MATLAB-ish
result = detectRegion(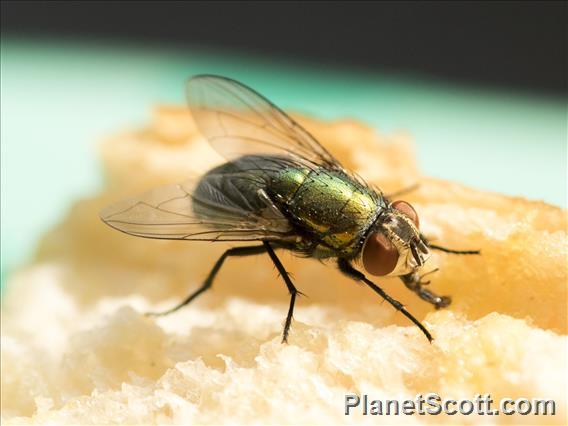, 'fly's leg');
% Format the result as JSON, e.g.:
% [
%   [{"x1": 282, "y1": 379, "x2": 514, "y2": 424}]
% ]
[
  {"x1": 428, "y1": 244, "x2": 480, "y2": 255},
  {"x1": 420, "y1": 234, "x2": 480, "y2": 255},
  {"x1": 145, "y1": 244, "x2": 266, "y2": 317},
  {"x1": 411, "y1": 236, "x2": 478, "y2": 308},
  {"x1": 338, "y1": 258, "x2": 433, "y2": 343},
  {"x1": 385, "y1": 183, "x2": 420, "y2": 199},
  {"x1": 400, "y1": 271, "x2": 451, "y2": 309},
  {"x1": 264, "y1": 241, "x2": 302, "y2": 344}
]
